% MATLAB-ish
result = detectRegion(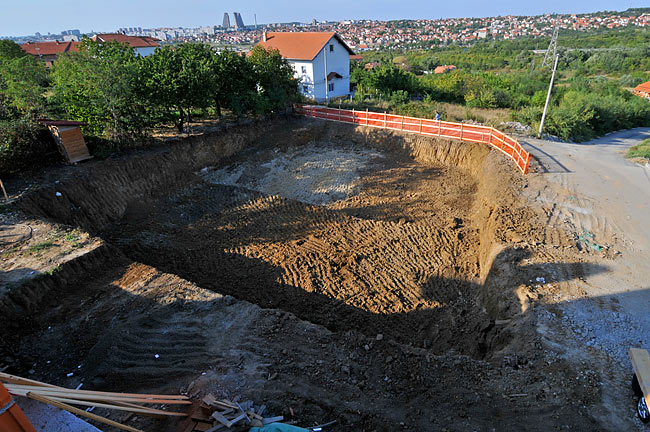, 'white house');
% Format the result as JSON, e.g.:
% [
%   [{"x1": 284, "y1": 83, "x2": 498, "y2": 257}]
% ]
[
  {"x1": 91, "y1": 33, "x2": 160, "y2": 57},
  {"x1": 255, "y1": 31, "x2": 354, "y2": 101}
]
